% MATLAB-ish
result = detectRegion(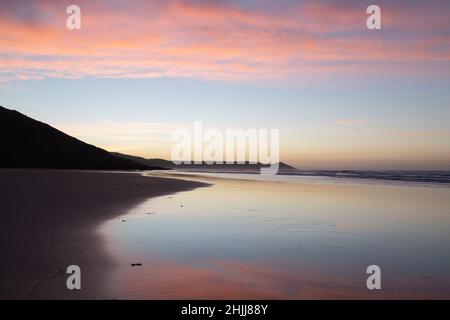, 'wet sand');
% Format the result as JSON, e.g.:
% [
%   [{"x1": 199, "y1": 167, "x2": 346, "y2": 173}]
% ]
[
  {"x1": 0, "y1": 170, "x2": 207, "y2": 299},
  {"x1": 101, "y1": 172, "x2": 450, "y2": 299}
]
